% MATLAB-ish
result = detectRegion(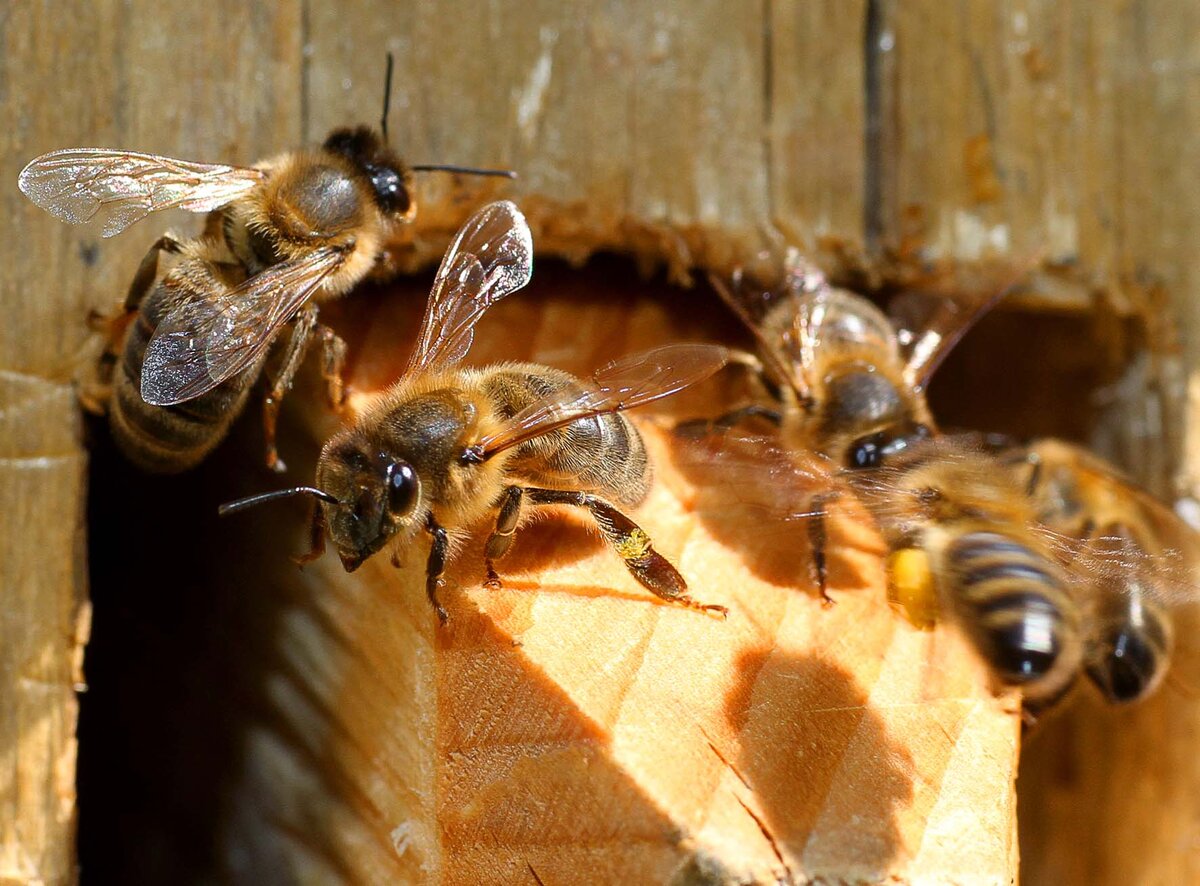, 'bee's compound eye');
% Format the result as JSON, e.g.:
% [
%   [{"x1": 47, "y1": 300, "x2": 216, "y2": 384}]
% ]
[
  {"x1": 848, "y1": 434, "x2": 884, "y2": 469},
  {"x1": 385, "y1": 461, "x2": 419, "y2": 516},
  {"x1": 368, "y1": 165, "x2": 410, "y2": 215}
]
